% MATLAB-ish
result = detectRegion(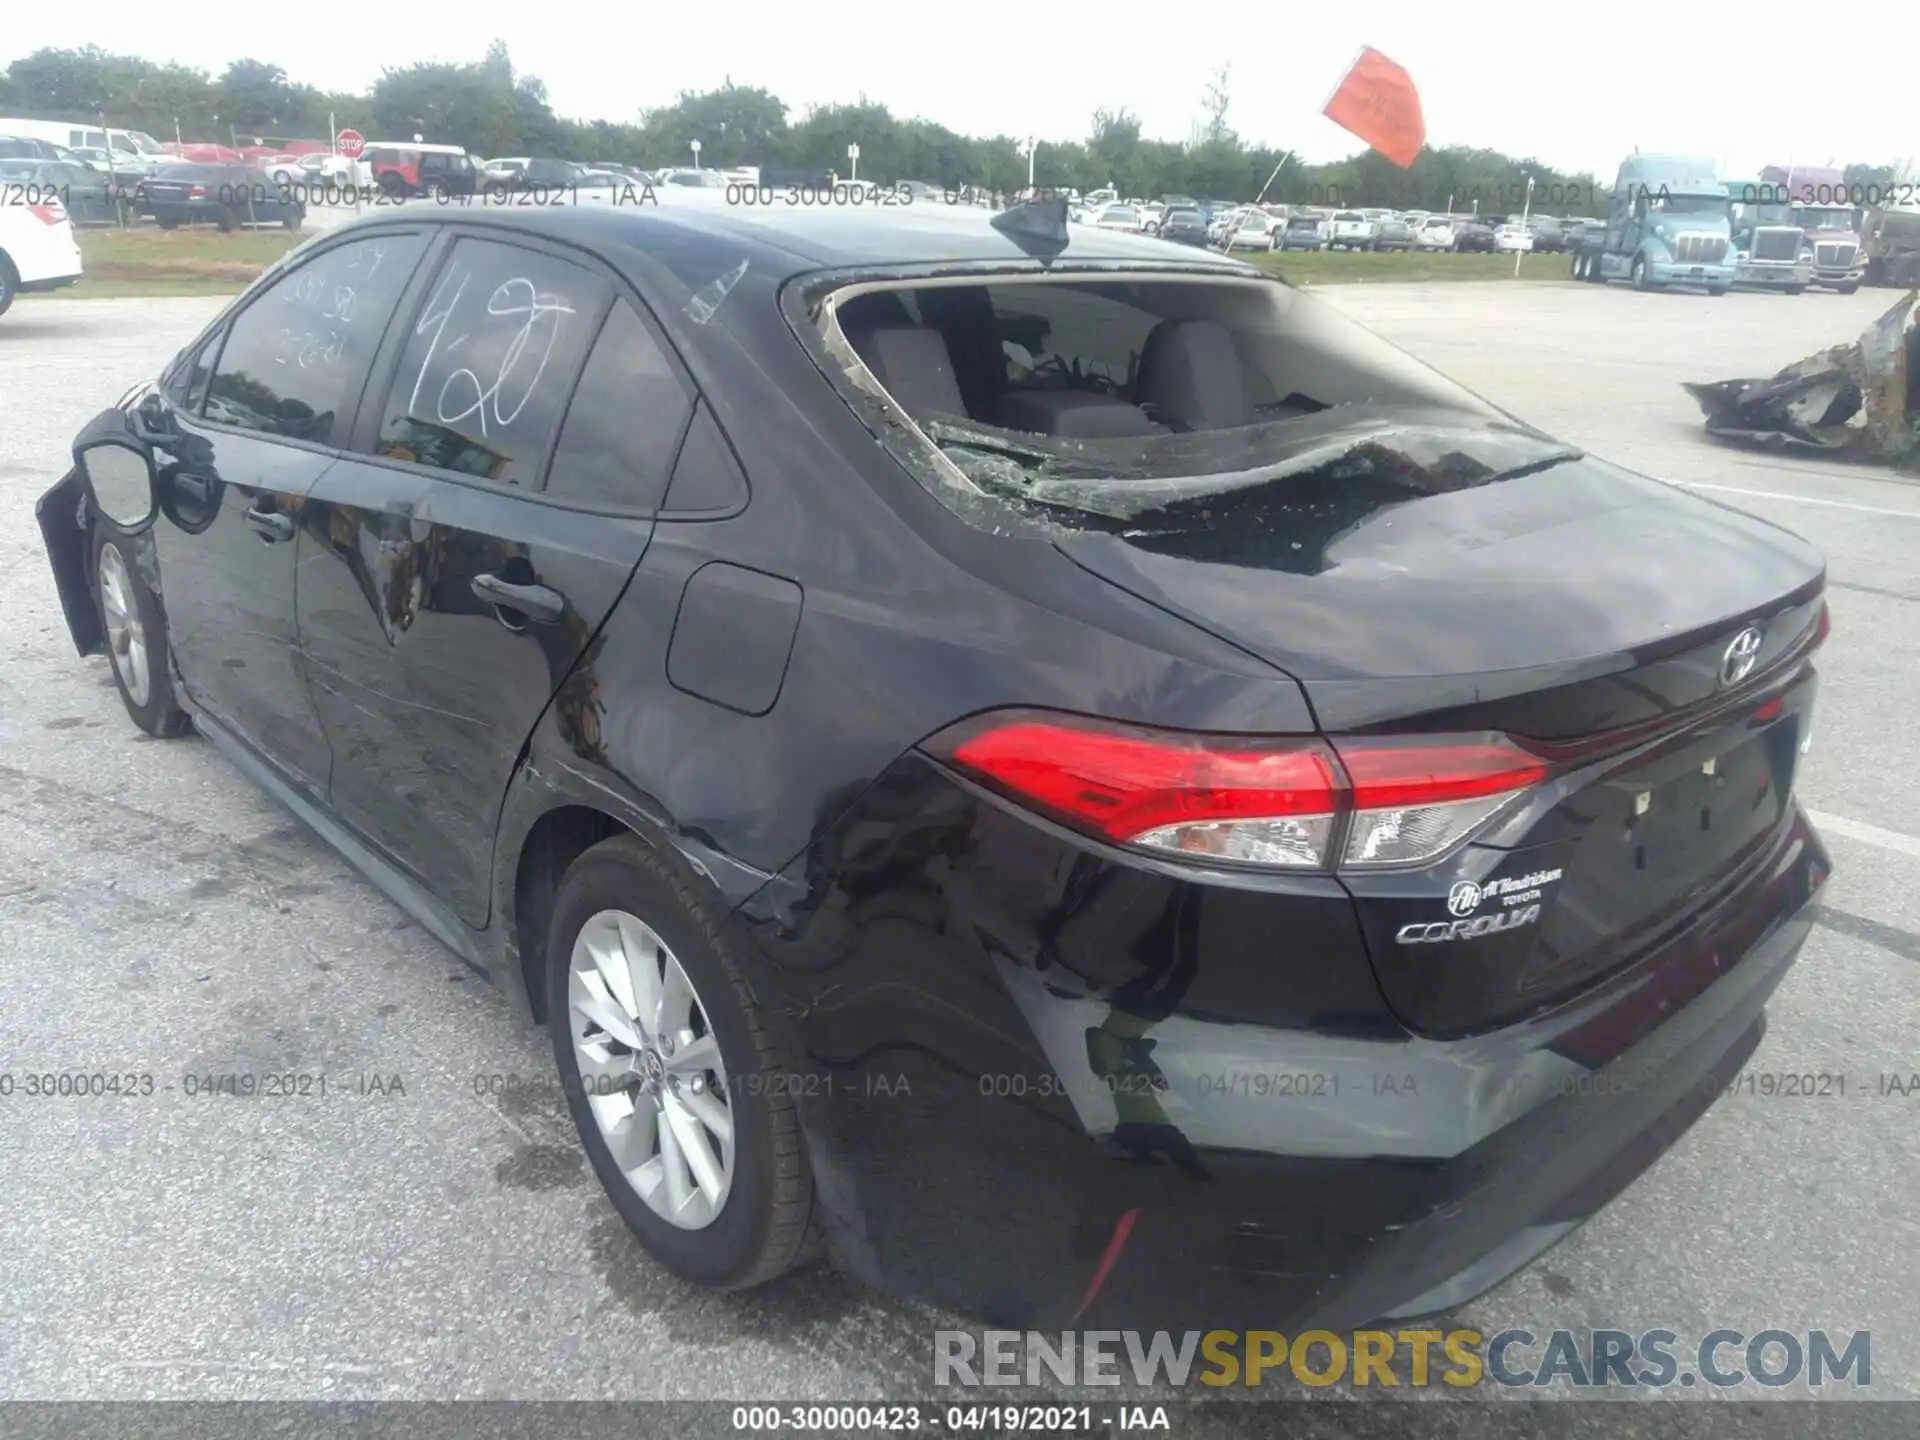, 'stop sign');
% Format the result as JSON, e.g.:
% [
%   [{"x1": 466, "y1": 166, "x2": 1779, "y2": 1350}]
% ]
[{"x1": 336, "y1": 129, "x2": 365, "y2": 159}]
